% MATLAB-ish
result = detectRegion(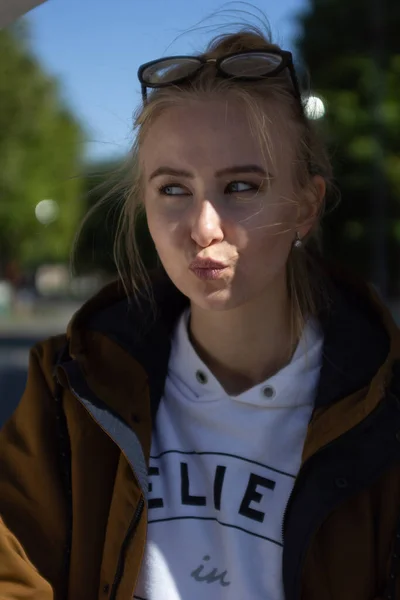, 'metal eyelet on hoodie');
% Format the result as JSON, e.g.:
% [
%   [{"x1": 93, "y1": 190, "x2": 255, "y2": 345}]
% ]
[
  {"x1": 262, "y1": 385, "x2": 275, "y2": 399},
  {"x1": 196, "y1": 370, "x2": 208, "y2": 384}
]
